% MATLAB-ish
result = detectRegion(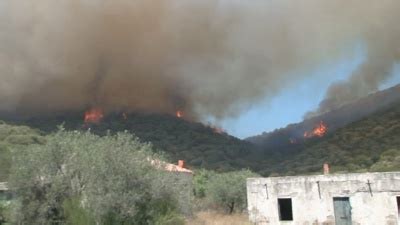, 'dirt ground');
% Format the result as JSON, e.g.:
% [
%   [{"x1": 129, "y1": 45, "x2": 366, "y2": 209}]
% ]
[{"x1": 186, "y1": 212, "x2": 252, "y2": 225}]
